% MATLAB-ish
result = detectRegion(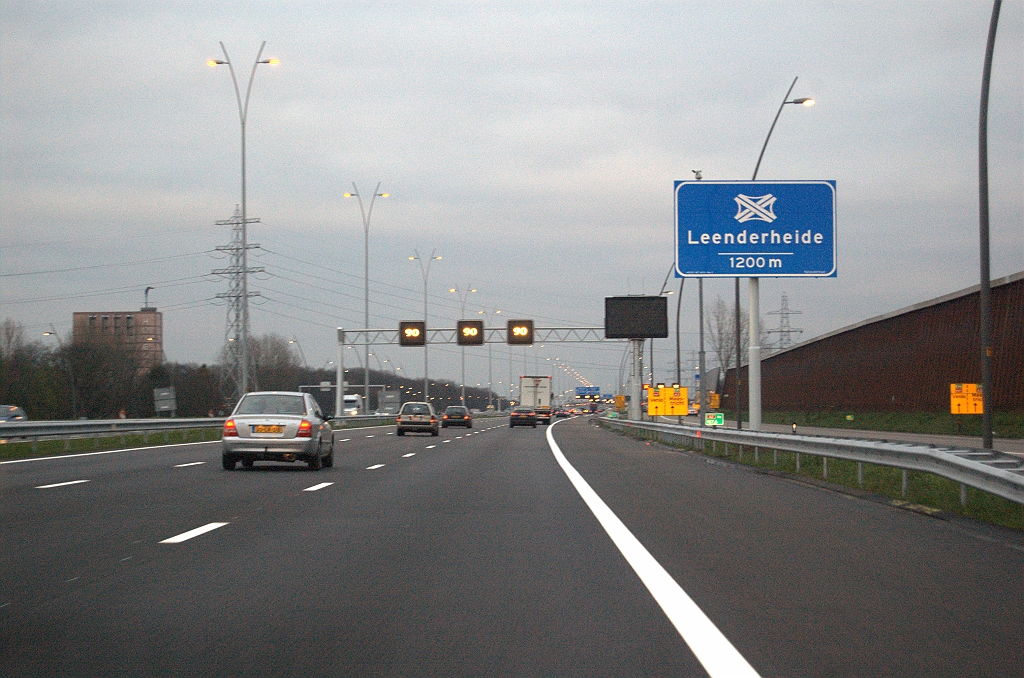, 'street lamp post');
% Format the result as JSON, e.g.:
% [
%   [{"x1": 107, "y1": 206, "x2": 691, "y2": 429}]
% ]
[
  {"x1": 43, "y1": 327, "x2": 78, "y2": 419},
  {"x1": 478, "y1": 309, "x2": 501, "y2": 410},
  {"x1": 345, "y1": 182, "x2": 388, "y2": 412},
  {"x1": 208, "y1": 42, "x2": 278, "y2": 397},
  {"x1": 449, "y1": 284, "x2": 477, "y2": 405},
  {"x1": 745, "y1": 76, "x2": 814, "y2": 431},
  {"x1": 409, "y1": 250, "x2": 441, "y2": 400}
]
